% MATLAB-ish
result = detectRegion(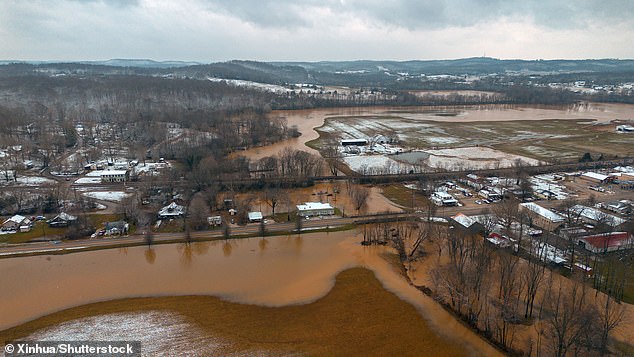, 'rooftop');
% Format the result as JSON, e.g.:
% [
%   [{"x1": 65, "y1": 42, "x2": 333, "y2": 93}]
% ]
[
  {"x1": 451, "y1": 213, "x2": 476, "y2": 228},
  {"x1": 297, "y1": 202, "x2": 334, "y2": 211},
  {"x1": 570, "y1": 205, "x2": 626, "y2": 227},
  {"x1": 520, "y1": 202, "x2": 565, "y2": 222},
  {"x1": 579, "y1": 232, "x2": 632, "y2": 250}
]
